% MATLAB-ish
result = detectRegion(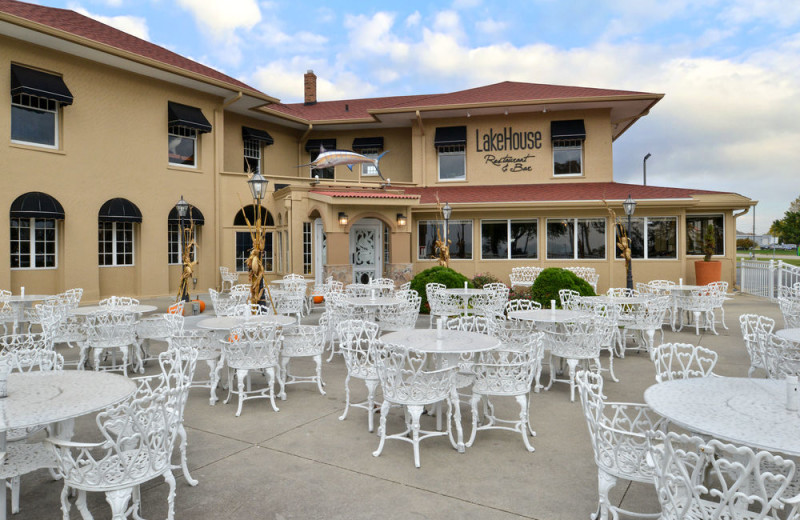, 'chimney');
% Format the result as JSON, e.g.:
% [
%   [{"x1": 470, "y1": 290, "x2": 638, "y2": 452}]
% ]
[{"x1": 304, "y1": 70, "x2": 317, "y2": 105}]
